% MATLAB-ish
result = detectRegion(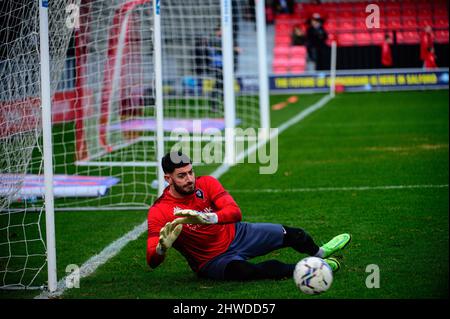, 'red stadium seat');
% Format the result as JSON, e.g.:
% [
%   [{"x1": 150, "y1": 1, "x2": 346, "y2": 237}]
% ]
[
  {"x1": 275, "y1": 35, "x2": 292, "y2": 46},
  {"x1": 385, "y1": 2, "x2": 401, "y2": 11},
  {"x1": 378, "y1": 16, "x2": 389, "y2": 30},
  {"x1": 288, "y1": 57, "x2": 306, "y2": 67},
  {"x1": 387, "y1": 18, "x2": 401, "y2": 30},
  {"x1": 386, "y1": 9, "x2": 401, "y2": 18},
  {"x1": 276, "y1": 14, "x2": 292, "y2": 23},
  {"x1": 401, "y1": 0, "x2": 416, "y2": 5},
  {"x1": 435, "y1": 30, "x2": 449, "y2": 44},
  {"x1": 340, "y1": 20, "x2": 355, "y2": 31},
  {"x1": 291, "y1": 18, "x2": 306, "y2": 26},
  {"x1": 323, "y1": 19, "x2": 337, "y2": 32},
  {"x1": 326, "y1": 33, "x2": 337, "y2": 46},
  {"x1": 418, "y1": 9, "x2": 433, "y2": 19},
  {"x1": 397, "y1": 31, "x2": 420, "y2": 44},
  {"x1": 325, "y1": 7, "x2": 339, "y2": 17},
  {"x1": 273, "y1": 66, "x2": 289, "y2": 75},
  {"x1": 339, "y1": 2, "x2": 353, "y2": 10},
  {"x1": 288, "y1": 56, "x2": 306, "y2": 68},
  {"x1": 290, "y1": 66, "x2": 306, "y2": 74},
  {"x1": 272, "y1": 59, "x2": 289, "y2": 74},
  {"x1": 352, "y1": 2, "x2": 367, "y2": 11},
  {"x1": 294, "y1": 4, "x2": 304, "y2": 15},
  {"x1": 290, "y1": 46, "x2": 307, "y2": 57},
  {"x1": 354, "y1": 21, "x2": 367, "y2": 32},
  {"x1": 433, "y1": 18, "x2": 449, "y2": 29},
  {"x1": 418, "y1": 18, "x2": 434, "y2": 28},
  {"x1": 273, "y1": 57, "x2": 290, "y2": 68},
  {"x1": 275, "y1": 23, "x2": 294, "y2": 35},
  {"x1": 434, "y1": 8, "x2": 449, "y2": 19},
  {"x1": 274, "y1": 46, "x2": 291, "y2": 59},
  {"x1": 371, "y1": 32, "x2": 390, "y2": 45},
  {"x1": 402, "y1": 8, "x2": 417, "y2": 18},
  {"x1": 339, "y1": 11, "x2": 354, "y2": 20},
  {"x1": 354, "y1": 33, "x2": 372, "y2": 46},
  {"x1": 337, "y1": 33, "x2": 355, "y2": 46},
  {"x1": 402, "y1": 17, "x2": 418, "y2": 29},
  {"x1": 353, "y1": 11, "x2": 367, "y2": 19},
  {"x1": 417, "y1": 5, "x2": 432, "y2": 14}
]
